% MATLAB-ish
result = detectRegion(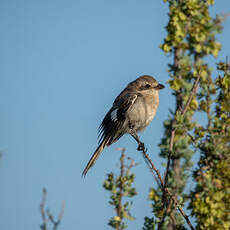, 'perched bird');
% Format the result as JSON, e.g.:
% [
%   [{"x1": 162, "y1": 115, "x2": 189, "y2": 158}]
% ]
[{"x1": 82, "y1": 75, "x2": 164, "y2": 176}]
